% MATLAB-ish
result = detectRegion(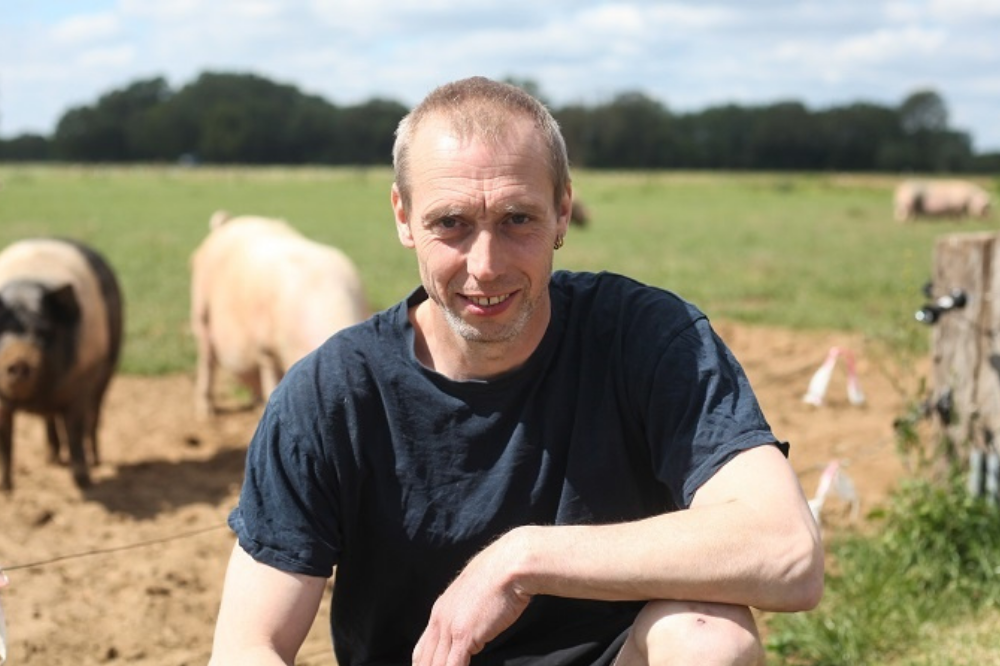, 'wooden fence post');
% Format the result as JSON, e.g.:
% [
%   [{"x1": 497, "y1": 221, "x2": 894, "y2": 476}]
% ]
[{"x1": 929, "y1": 231, "x2": 1000, "y2": 497}]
